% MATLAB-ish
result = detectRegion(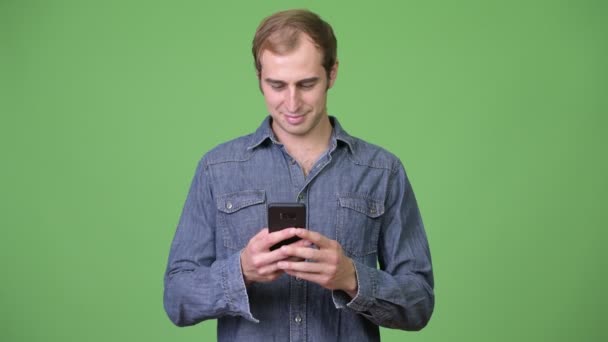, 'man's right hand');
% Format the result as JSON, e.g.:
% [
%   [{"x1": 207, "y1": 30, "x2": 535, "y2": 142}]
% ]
[{"x1": 240, "y1": 228, "x2": 308, "y2": 285}]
